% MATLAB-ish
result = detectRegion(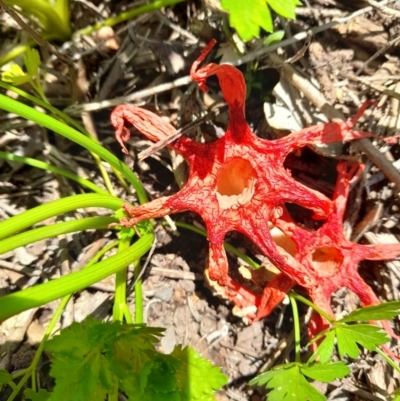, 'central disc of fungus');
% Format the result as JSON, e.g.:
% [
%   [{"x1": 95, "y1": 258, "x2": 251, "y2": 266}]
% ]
[
  {"x1": 216, "y1": 158, "x2": 256, "y2": 209},
  {"x1": 311, "y1": 246, "x2": 343, "y2": 276}
]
